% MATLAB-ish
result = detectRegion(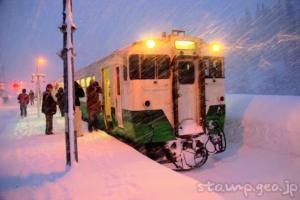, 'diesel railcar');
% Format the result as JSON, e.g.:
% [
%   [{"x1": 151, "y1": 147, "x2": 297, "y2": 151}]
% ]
[{"x1": 64, "y1": 30, "x2": 226, "y2": 170}]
